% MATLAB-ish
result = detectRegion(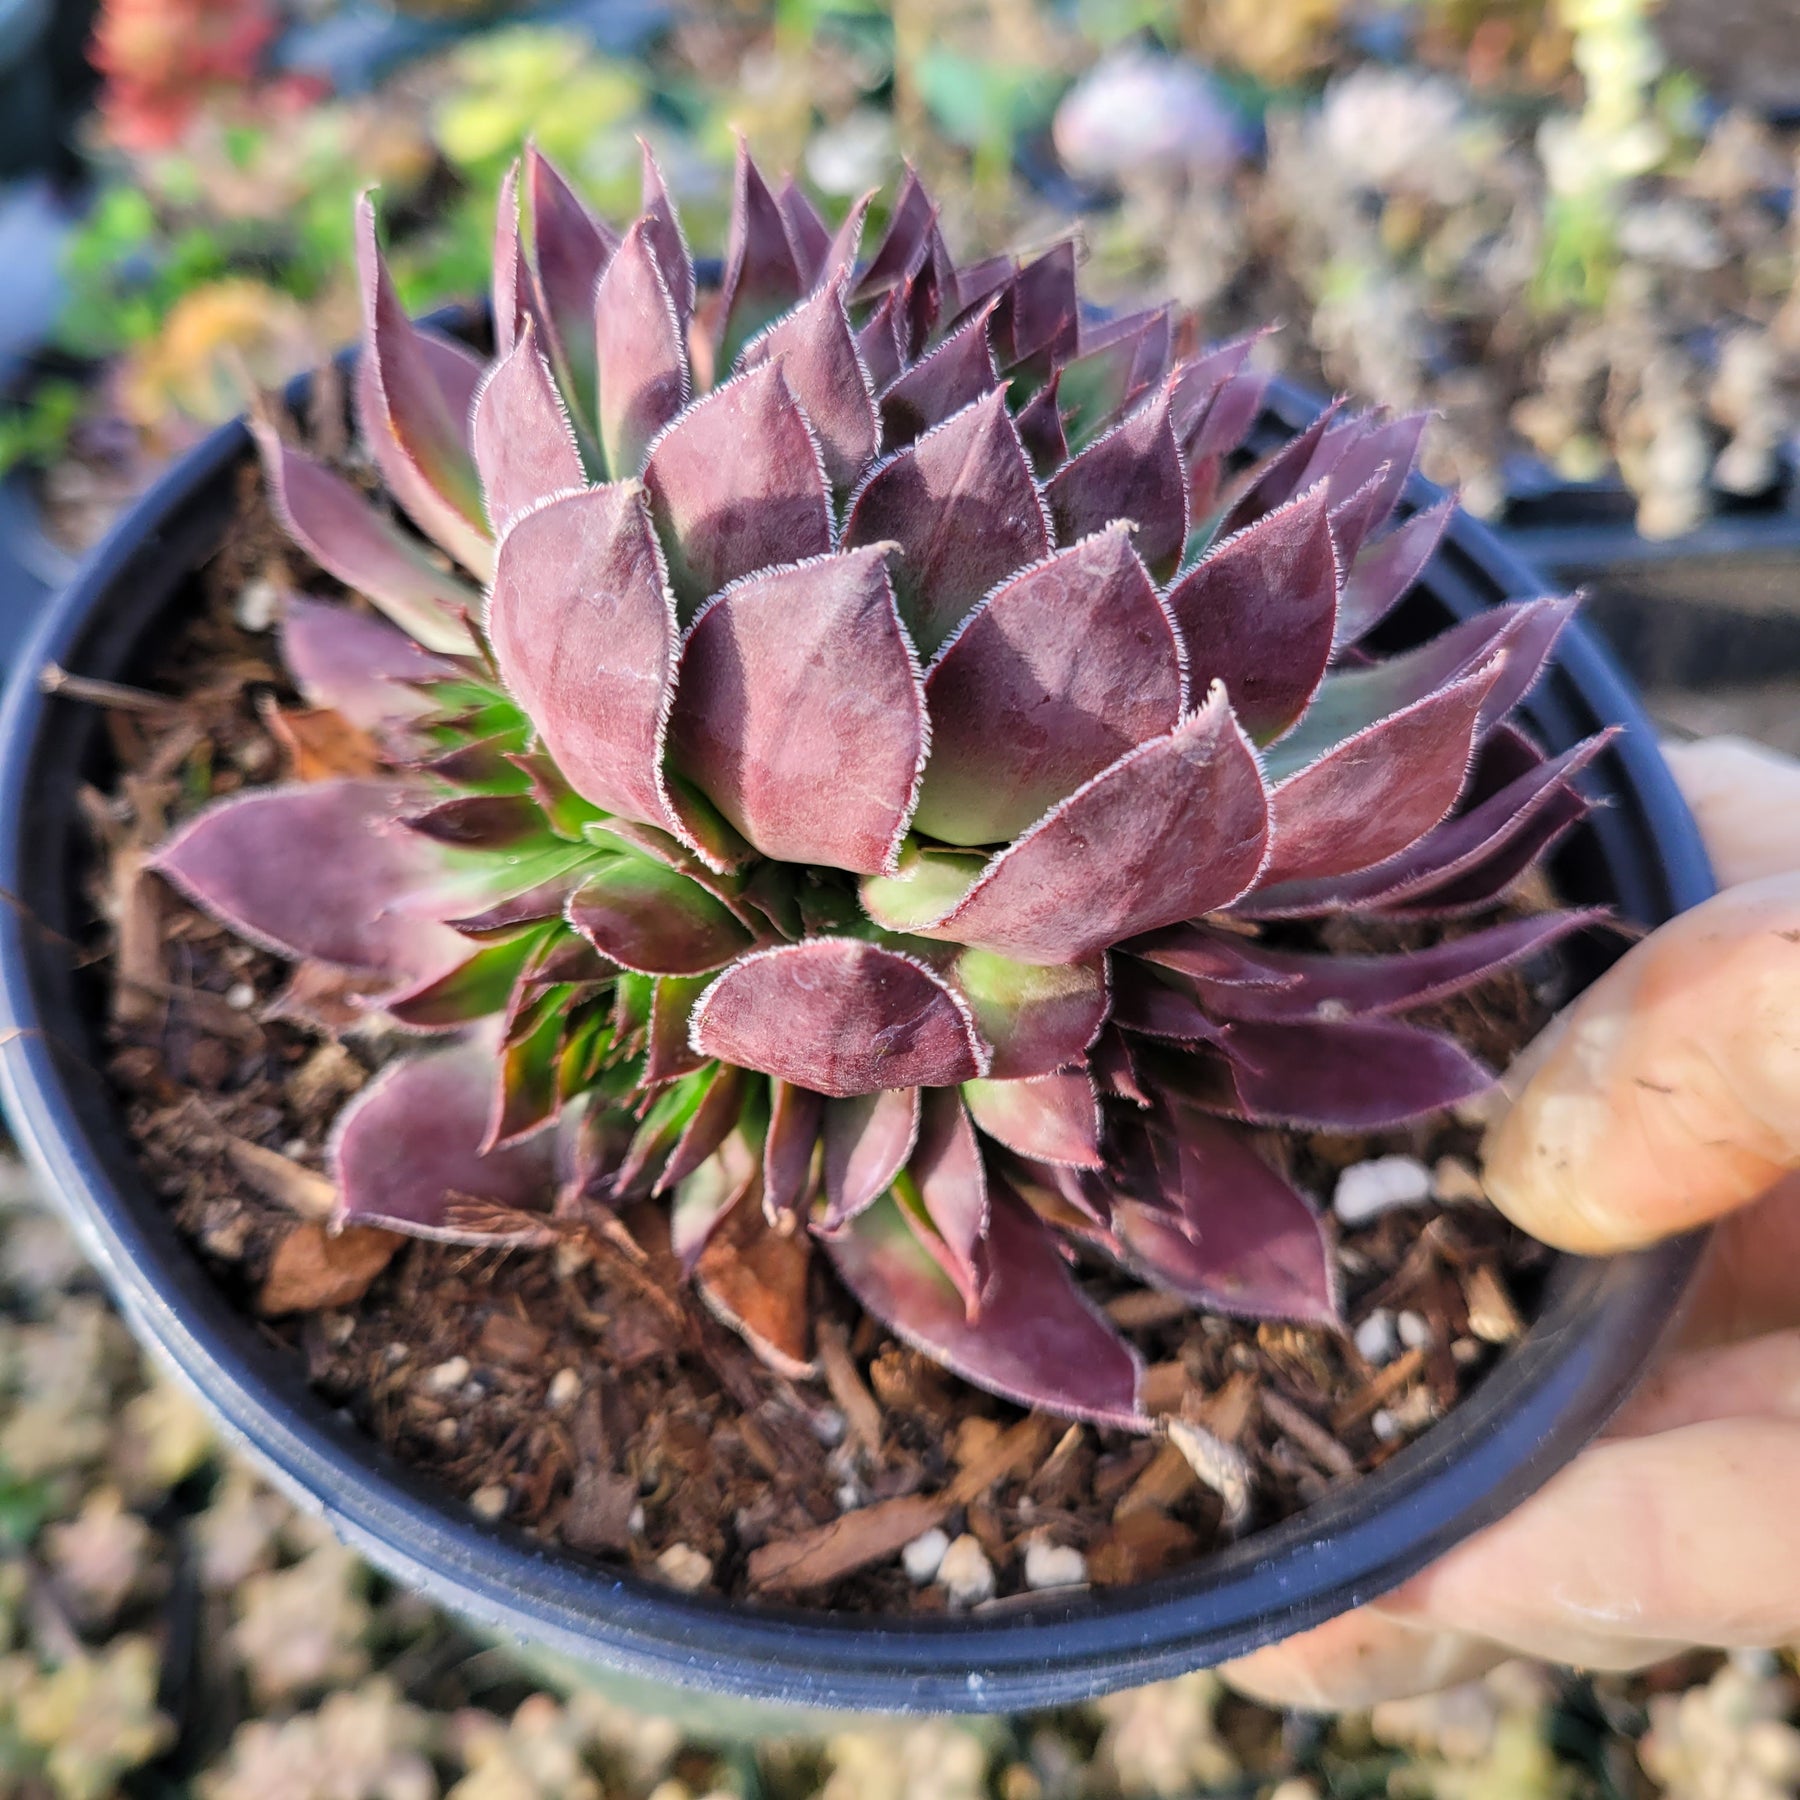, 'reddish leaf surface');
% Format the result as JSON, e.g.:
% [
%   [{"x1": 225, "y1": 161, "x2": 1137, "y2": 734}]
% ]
[
  {"x1": 253, "y1": 425, "x2": 477, "y2": 654},
  {"x1": 718, "y1": 141, "x2": 806, "y2": 365},
  {"x1": 331, "y1": 1030, "x2": 562, "y2": 1240},
  {"x1": 151, "y1": 779, "x2": 464, "y2": 980},
  {"x1": 1015, "y1": 372, "x2": 1067, "y2": 476},
  {"x1": 842, "y1": 390, "x2": 1051, "y2": 657},
  {"x1": 1334, "y1": 497, "x2": 1456, "y2": 650},
  {"x1": 938, "y1": 946, "x2": 1108, "y2": 1080},
  {"x1": 918, "y1": 694, "x2": 1270, "y2": 964},
  {"x1": 492, "y1": 159, "x2": 526, "y2": 357},
  {"x1": 822, "y1": 1086, "x2": 921, "y2": 1228},
  {"x1": 1167, "y1": 485, "x2": 1339, "y2": 743},
  {"x1": 470, "y1": 317, "x2": 585, "y2": 535},
  {"x1": 525, "y1": 145, "x2": 616, "y2": 428},
  {"x1": 992, "y1": 242, "x2": 1079, "y2": 374},
  {"x1": 1107, "y1": 961, "x2": 1232, "y2": 1044},
  {"x1": 638, "y1": 139, "x2": 696, "y2": 329},
  {"x1": 763, "y1": 1079, "x2": 824, "y2": 1227},
  {"x1": 669, "y1": 546, "x2": 927, "y2": 875},
  {"x1": 486, "y1": 484, "x2": 684, "y2": 839},
  {"x1": 1043, "y1": 388, "x2": 1188, "y2": 580},
  {"x1": 567, "y1": 860, "x2": 753, "y2": 975},
  {"x1": 825, "y1": 1188, "x2": 1145, "y2": 1429},
  {"x1": 738, "y1": 278, "x2": 879, "y2": 491},
  {"x1": 963, "y1": 1070, "x2": 1103, "y2": 1168},
  {"x1": 853, "y1": 168, "x2": 936, "y2": 301},
  {"x1": 689, "y1": 939, "x2": 991, "y2": 1097},
  {"x1": 915, "y1": 529, "x2": 1184, "y2": 846},
  {"x1": 1218, "y1": 402, "x2": 1342, "y2": 534},
  {"x1": 657, "y1": 1065, "x2": 752, "y2": 1193},
  {"x1": 642, "y1": 362, "x2": 833, "y2": 617},
  {"x1": 280, "y1": 595, "x2": 452, "y2": 729},
  {"x1": 878, "y1": 303, "x2": 999, "y2": 448},
  {"x1": 776, "y1": 174, "x2": 831, "y2": 283},
  {"x1": 856, "y1": 291, "x2": 906, "y2": 393},
  {"x1": 593, "y1": 218, "x2": 691, "y2": 479},
  {"x1": 906, "y1": 1087, "x2": 989, "y2": 1314}
]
